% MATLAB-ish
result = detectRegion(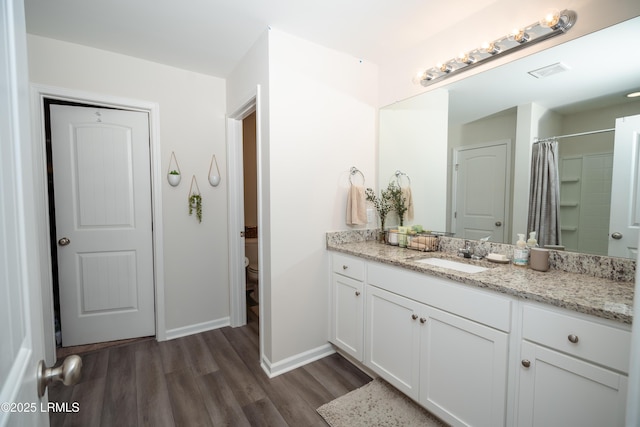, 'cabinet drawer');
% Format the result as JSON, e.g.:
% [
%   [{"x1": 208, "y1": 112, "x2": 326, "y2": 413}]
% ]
[
  {"x1": 522, "y1": 304, "x2": 631, "y2": 373},
  {"x1": 332, "y1": 253, "x2": 365, "y2": 281}
]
